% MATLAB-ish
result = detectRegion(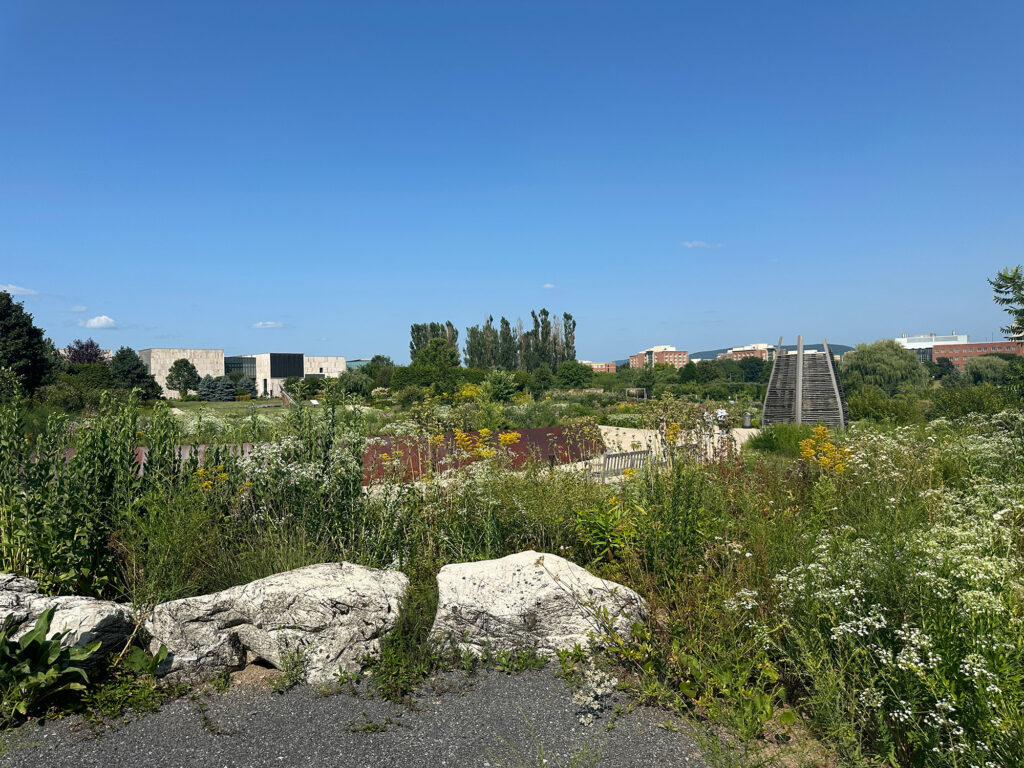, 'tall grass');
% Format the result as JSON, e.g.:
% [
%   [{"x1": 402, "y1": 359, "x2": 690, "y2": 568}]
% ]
[{"x1": 1, "y1": 392, "x2": 1021, "y2": 766}]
